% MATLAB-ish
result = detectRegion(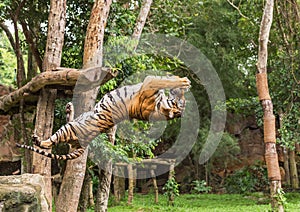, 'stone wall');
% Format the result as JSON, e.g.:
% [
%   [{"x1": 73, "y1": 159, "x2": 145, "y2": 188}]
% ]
[
  {"x1": 226, "y1": 113, "x2": 265, "y2": 162},
  {"x1": 0, "y1": 174, "x2": 49, "y2": 212}
]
